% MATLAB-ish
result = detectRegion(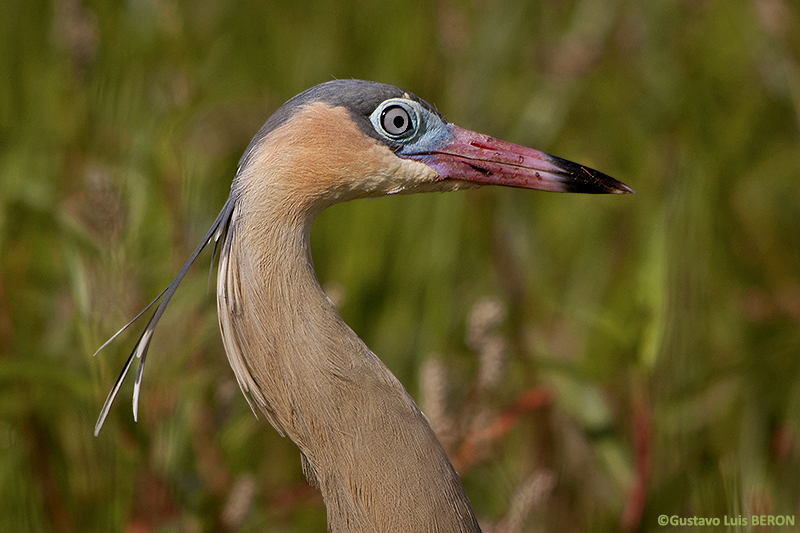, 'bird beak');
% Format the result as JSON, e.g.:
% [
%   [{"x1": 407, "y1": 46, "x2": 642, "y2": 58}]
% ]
[{"x1": 412, "y1": 125, "x2": 634, "y2": 194}]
